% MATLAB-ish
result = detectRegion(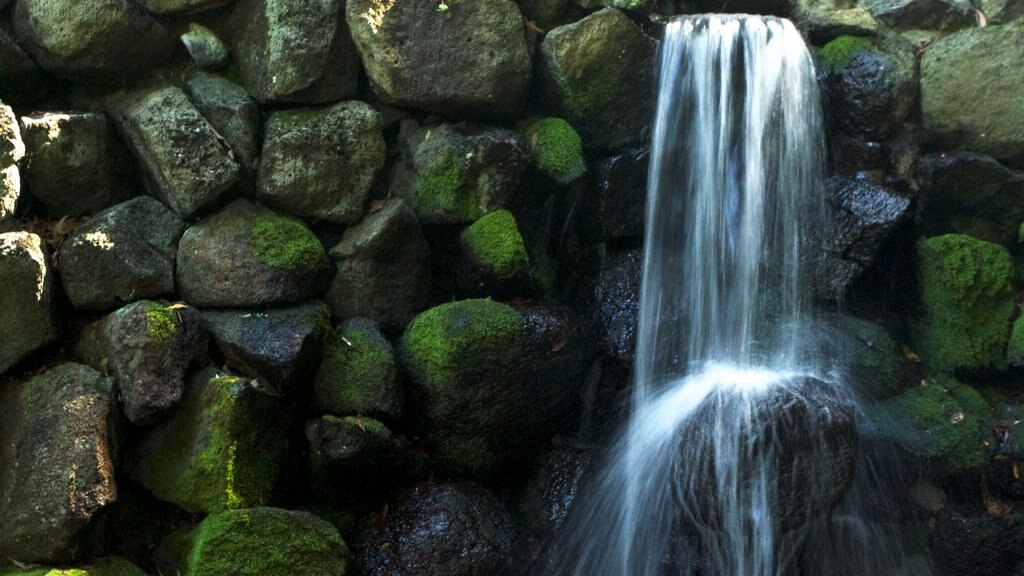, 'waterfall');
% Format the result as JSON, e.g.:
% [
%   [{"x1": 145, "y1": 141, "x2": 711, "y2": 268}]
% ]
[{"x1": 542, "y1": 15, "x2": 930, "y2": 576}]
